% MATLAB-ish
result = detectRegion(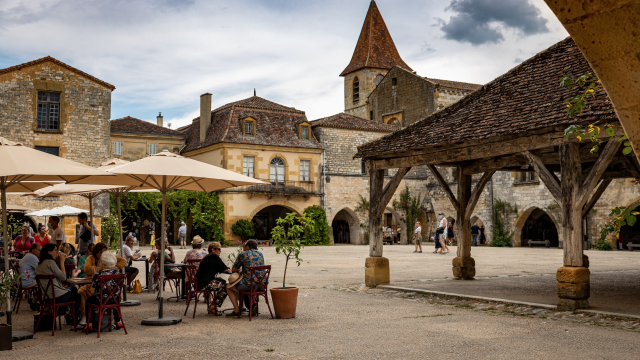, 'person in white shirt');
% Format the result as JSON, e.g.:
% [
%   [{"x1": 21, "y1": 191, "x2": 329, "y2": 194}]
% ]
[
  {"x1": 49, "y1": 216, "x2": 65, "y2": 248},
  {"x1": 413, "y1": 221, "x2": 422, "y2": 253},
  {"x1": 178, "y1": 221, "x2": 187, "y2": 249},
  {"x1": 119, "y1": 234, "x2": 142, "y2": 289},
  {"x1": 434, "y1": 213, "x2": 447, "y2": 254}
]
